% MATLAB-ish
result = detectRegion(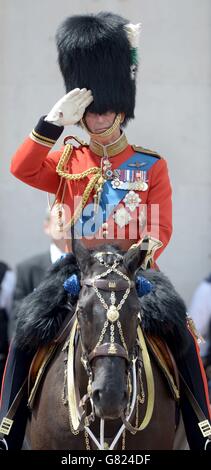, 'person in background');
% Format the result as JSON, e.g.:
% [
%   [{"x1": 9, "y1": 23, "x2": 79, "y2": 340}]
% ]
[
  {"x1": 189, "y1": 273, "x2": 211, "y2": 400},
  {"x1": 8, "y1": 211, "x2": 66, "y2": 339},
  {"x1": 0, "y1": 263, "x2": 15, "y2": 385},
  {"x1": 206, "y1": 323, "x2": 211, "y2": 400}
]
